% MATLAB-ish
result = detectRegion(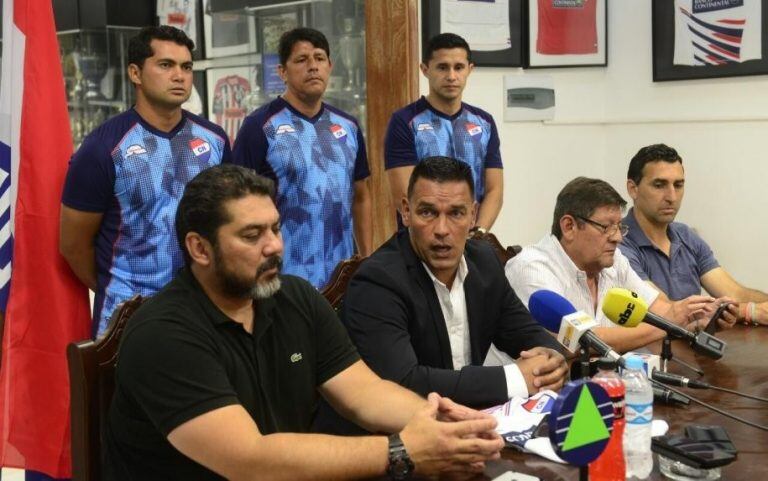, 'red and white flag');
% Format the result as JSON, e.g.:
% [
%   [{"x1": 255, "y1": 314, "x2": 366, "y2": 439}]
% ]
[{"x1": 0, "y1": 0, "x2": 91, "y2": 477}]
